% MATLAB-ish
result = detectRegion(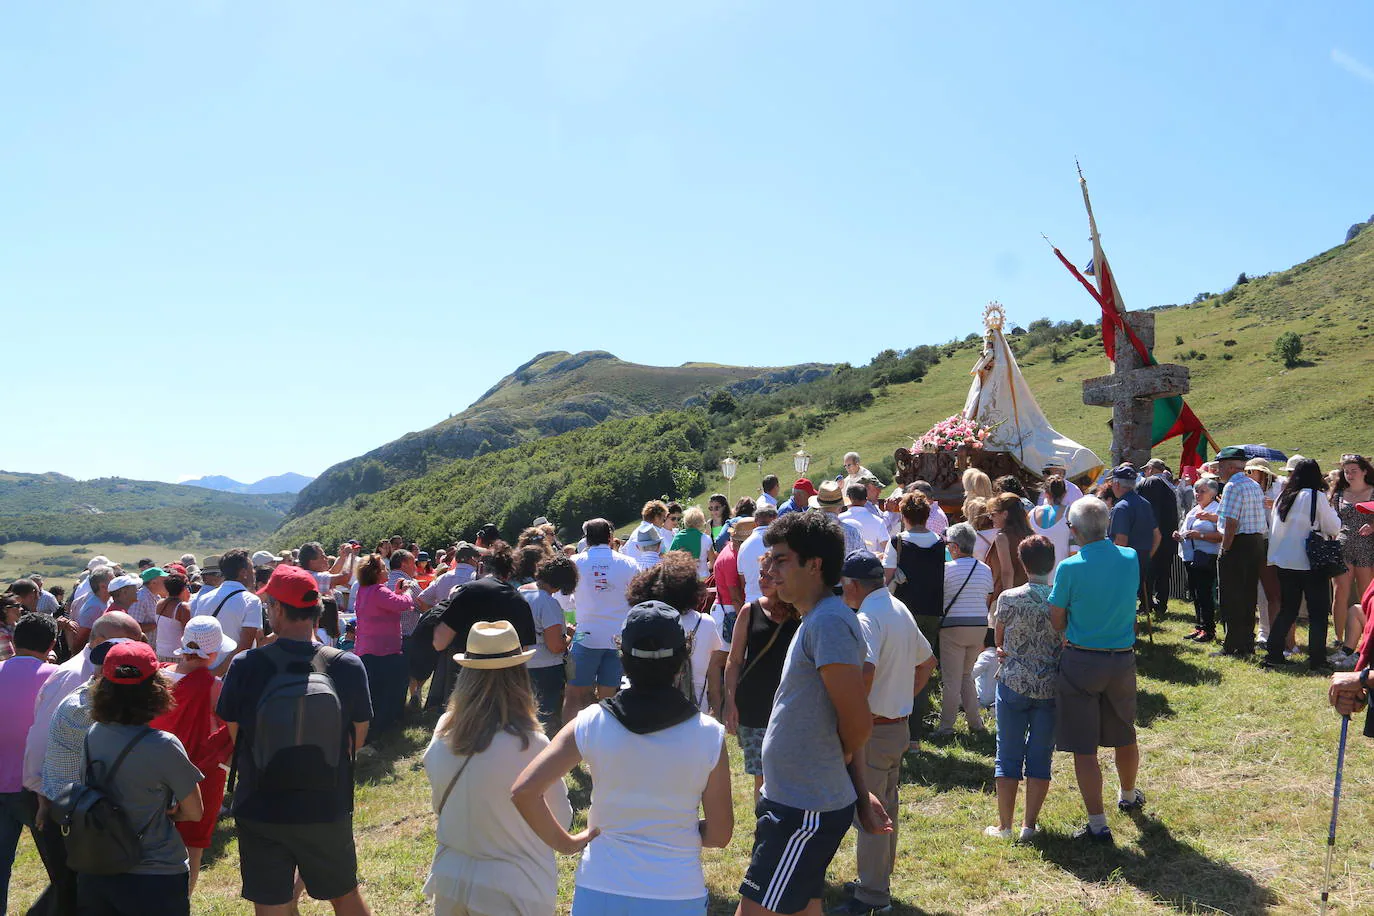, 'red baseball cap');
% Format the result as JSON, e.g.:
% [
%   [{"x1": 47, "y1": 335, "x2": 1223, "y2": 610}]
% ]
[
  {"x1": 165, "y1": 563, "x2": 189, "y2": 577},
  {"x1": 792, "y1": 478, "x2": 817, "y2": 497},
  {"x1": 101, "y1": 641, "x2": 160, "y2": 685},
  {"x1": 257, "y1": 564, "x2": 321, "y2": 609}
]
